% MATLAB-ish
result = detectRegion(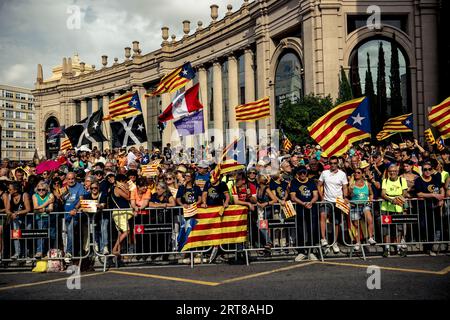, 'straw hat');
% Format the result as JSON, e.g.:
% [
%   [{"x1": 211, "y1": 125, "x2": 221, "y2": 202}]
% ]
[{"x1": 359, "y1": 160, "x2": 370, "y2": 169}]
